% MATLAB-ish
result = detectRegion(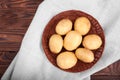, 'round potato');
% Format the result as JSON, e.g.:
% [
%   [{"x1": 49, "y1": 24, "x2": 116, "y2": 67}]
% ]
[
  {"x1": 74, "y1": 17, "x2": 91, "y2": 35},
  {"x1": 55, "y1": 19, "x2": 72, "y2": 35},
  {"x1": 49, "y1": 34, "x2": 63, "y2": 54},
  {"x1": 64, "y1": 31, "x2": 82, "y2": 51},
  {"x1": 83, "y1": 34, "x2": 102, "y2": 50},
  {"x1": 75, "y1": 48, "x2": 94, "y2": 63},
  {"x1": 57, "y1": 51, "x2": 77, "y2": 69}
]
